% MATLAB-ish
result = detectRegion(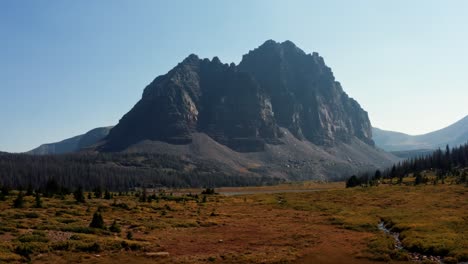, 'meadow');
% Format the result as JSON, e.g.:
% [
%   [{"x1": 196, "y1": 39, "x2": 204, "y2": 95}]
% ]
[{"x1": 0, "y1": 179, "x2": 466, "y2": 263}]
